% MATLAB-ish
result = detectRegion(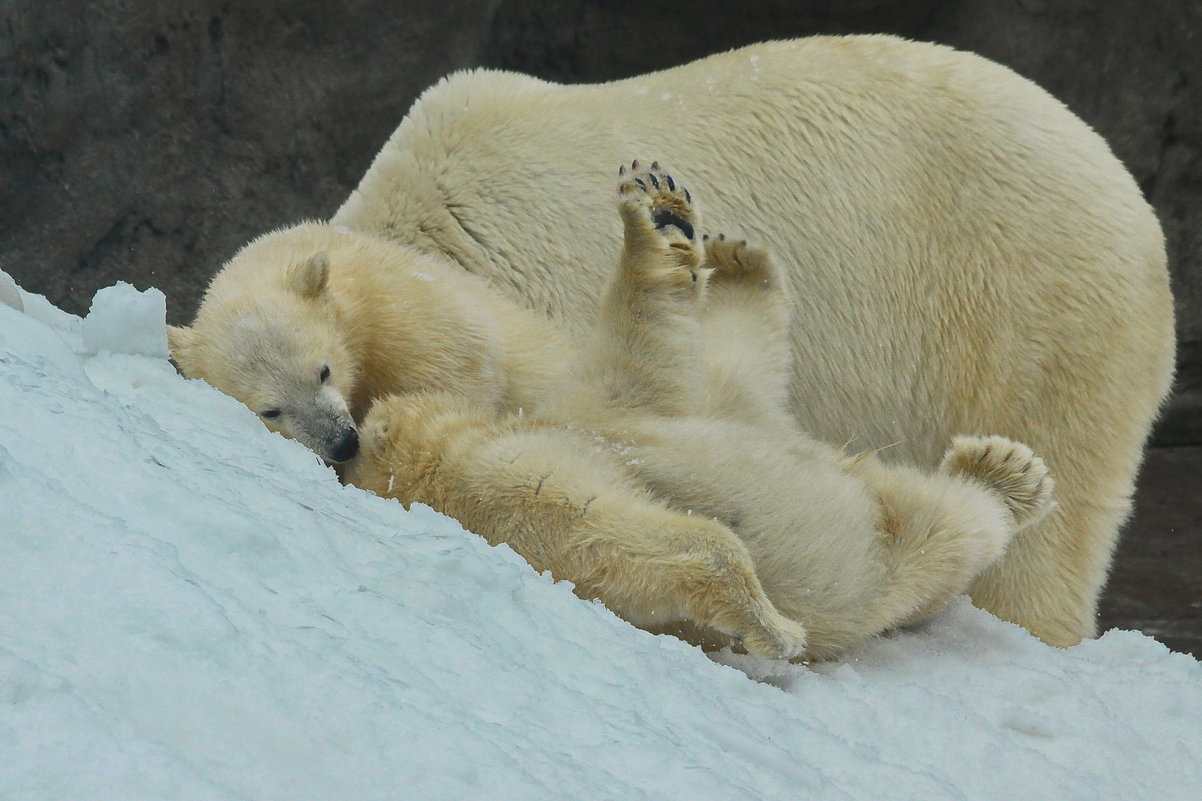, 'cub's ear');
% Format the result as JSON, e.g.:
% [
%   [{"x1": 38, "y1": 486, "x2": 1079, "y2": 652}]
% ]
[
  {"x1": 288, "y1": 251, "x2": 330, "y2": 299},
  {"x1": 167, "y1": 324, "x2": 199, "y2": 375}
]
